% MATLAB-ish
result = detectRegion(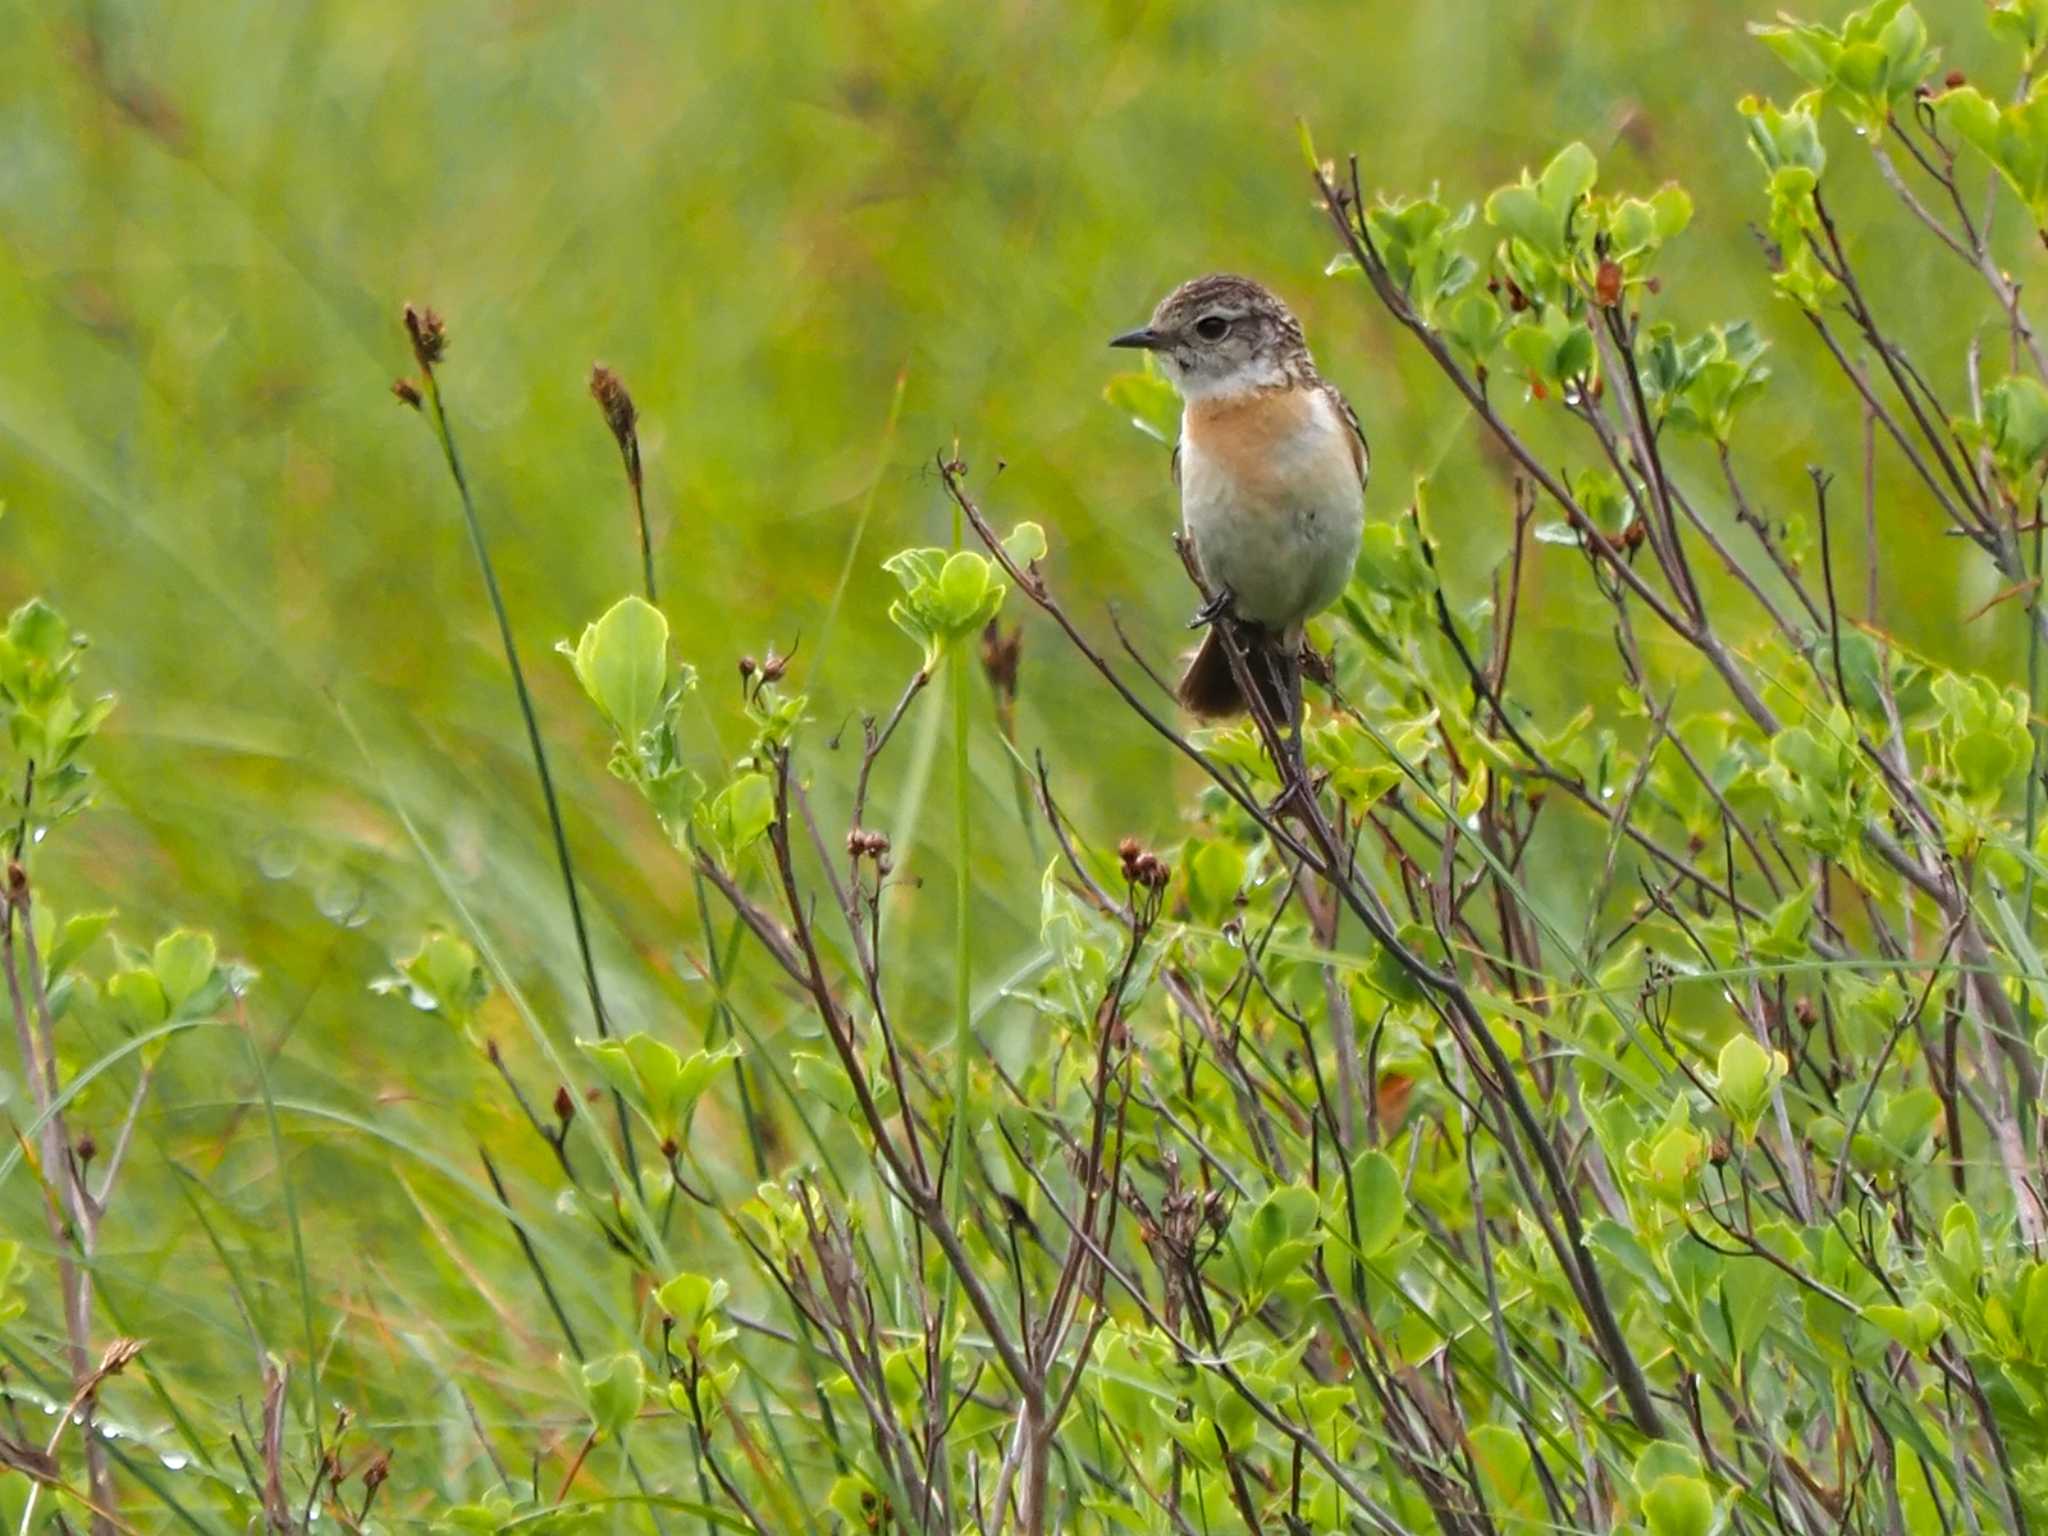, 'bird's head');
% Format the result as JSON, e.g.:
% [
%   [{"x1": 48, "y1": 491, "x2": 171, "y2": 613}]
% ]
[{"x1": 1110, "y1": 274, "x2": 1310, "y2": 400}]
